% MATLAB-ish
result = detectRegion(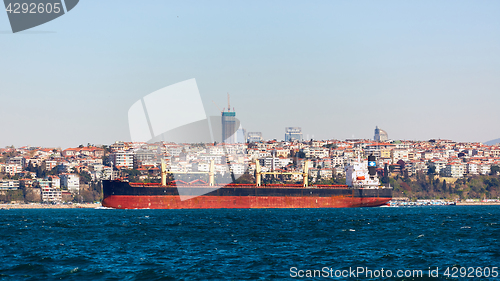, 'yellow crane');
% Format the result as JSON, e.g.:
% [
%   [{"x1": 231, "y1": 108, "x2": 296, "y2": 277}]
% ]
[{"x1": 255, "y1": 160, "x2": 310, "y2": 187}]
